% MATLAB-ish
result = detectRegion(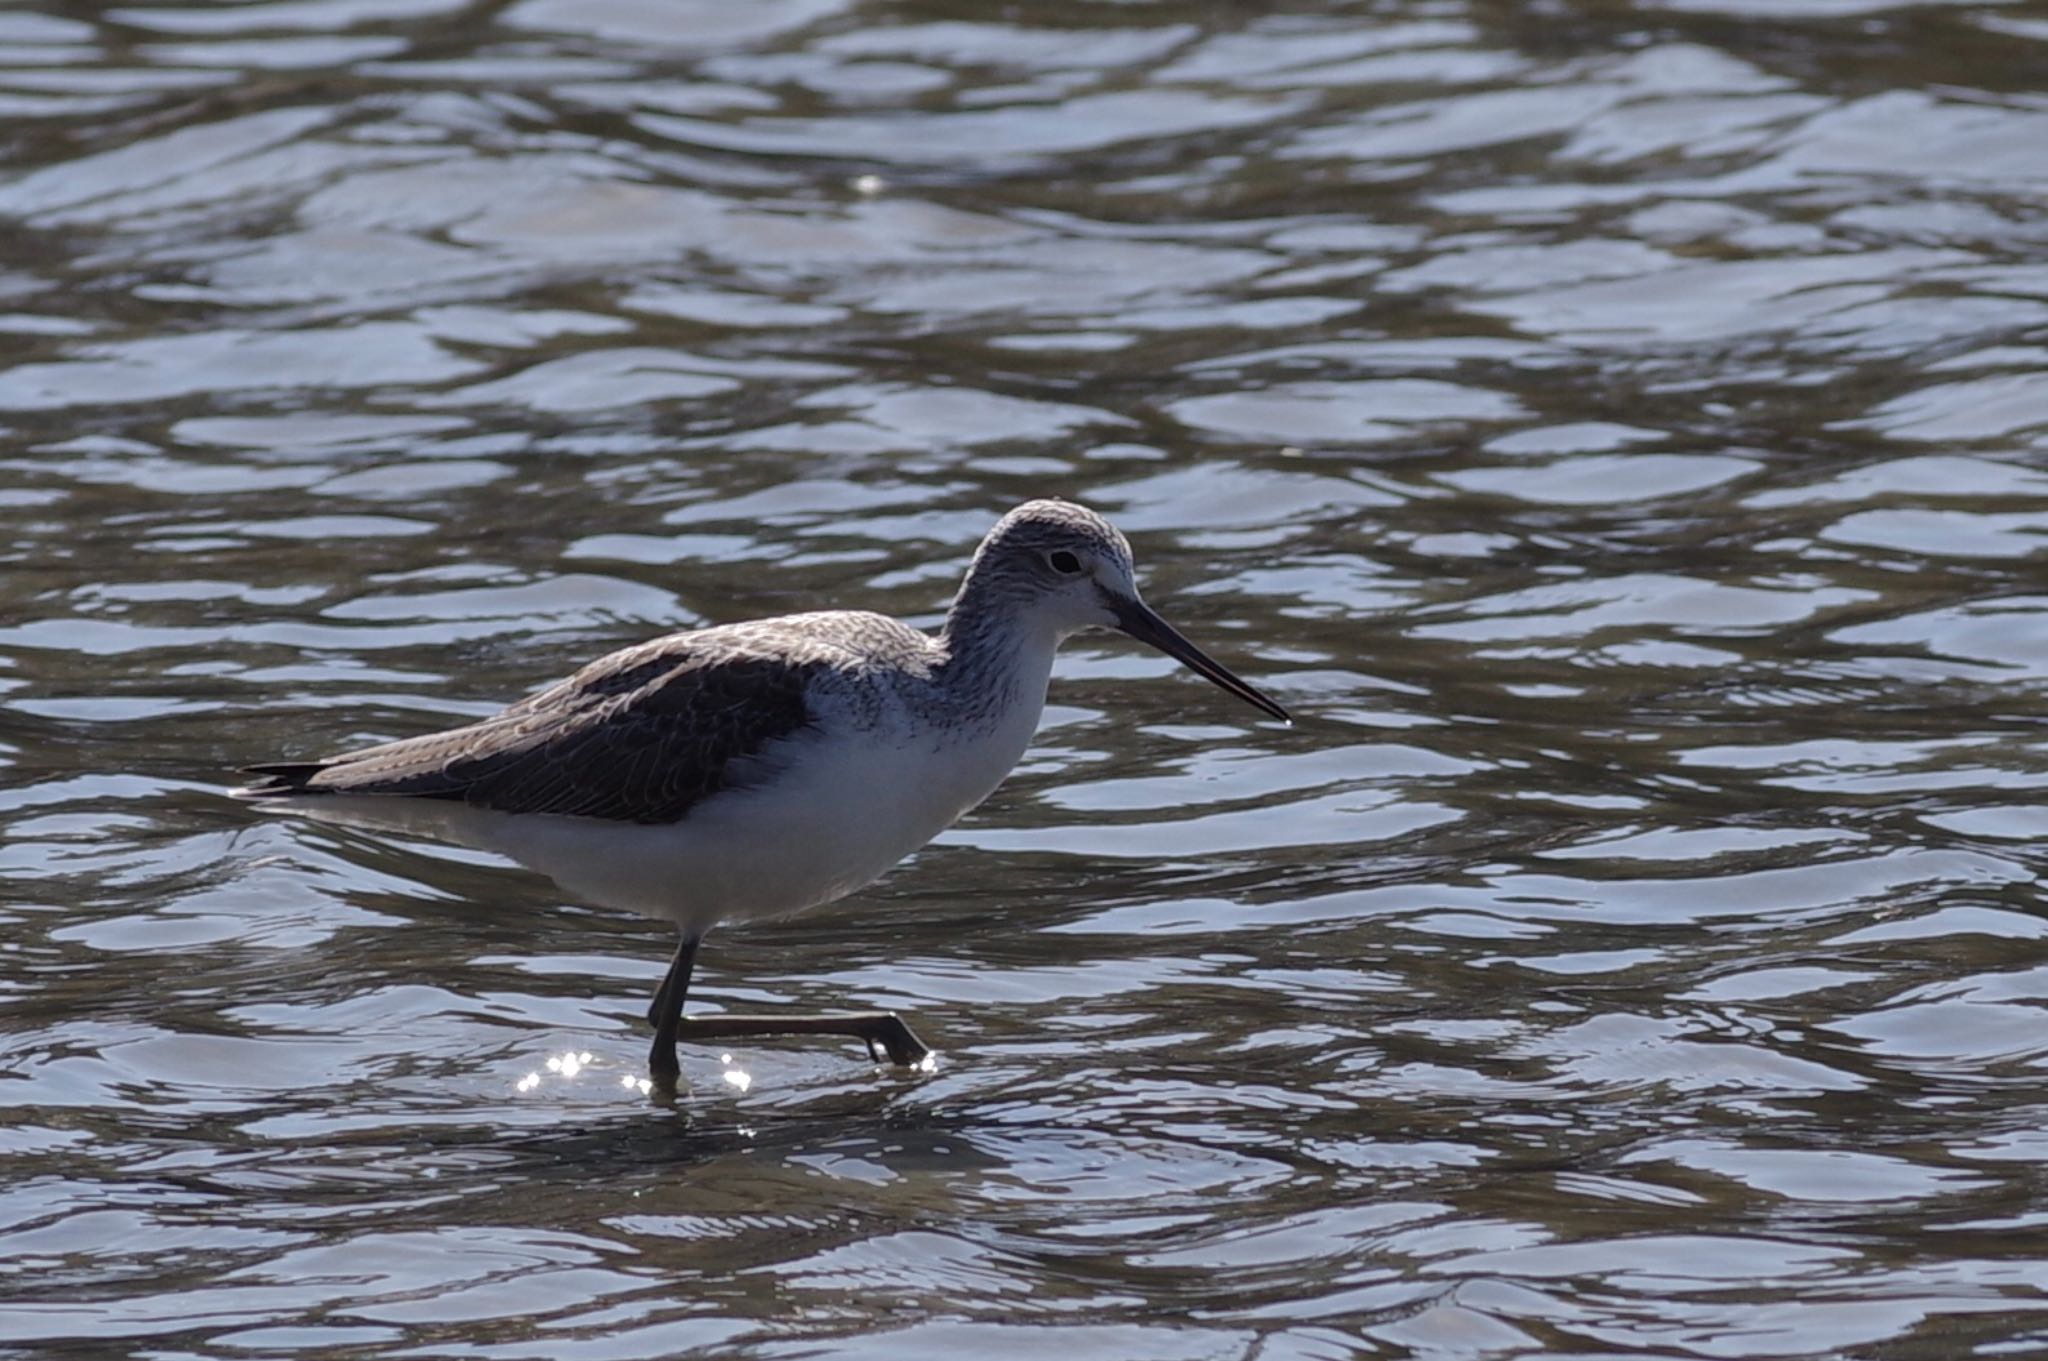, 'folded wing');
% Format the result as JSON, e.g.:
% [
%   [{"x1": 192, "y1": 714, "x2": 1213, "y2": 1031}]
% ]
[{"x1": 234, "y1": 639, "x2": 819, "y2": 825}]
